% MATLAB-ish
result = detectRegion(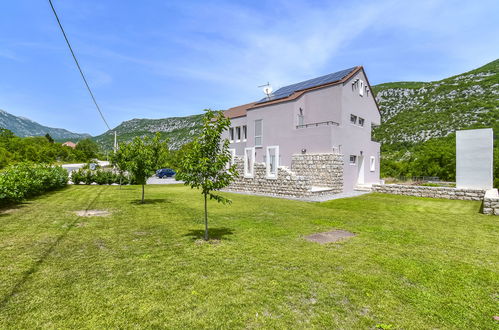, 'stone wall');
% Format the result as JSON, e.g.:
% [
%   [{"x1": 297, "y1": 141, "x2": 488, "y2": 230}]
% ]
[
  {"x1": 291, "y1": 153, "x2": 343, "y2": 191},
  {"x1": 483, "y1": 189, "x2": 499, "y2": 215},
  {"x1": 372, "y1": 184, "x2": 485, "y2": 201},
  {"x1": 225, "y1": 153, "x2": 343, "y2": 198}
]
